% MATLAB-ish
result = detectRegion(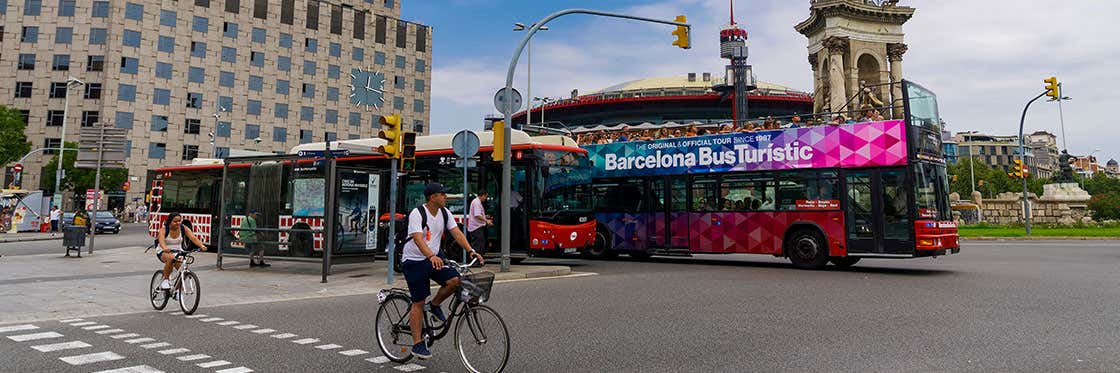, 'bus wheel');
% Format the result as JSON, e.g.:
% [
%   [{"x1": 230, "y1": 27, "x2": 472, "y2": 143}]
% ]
[
  {"x1": 830, "y1": 257, "x2": 861, "y2": 268},
  {"x1": 583, "y1": 230, "x2": 617, "y2": 260},
  {"x1": 786, "y1": 229, "x2": 829, "y2": 270}
]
